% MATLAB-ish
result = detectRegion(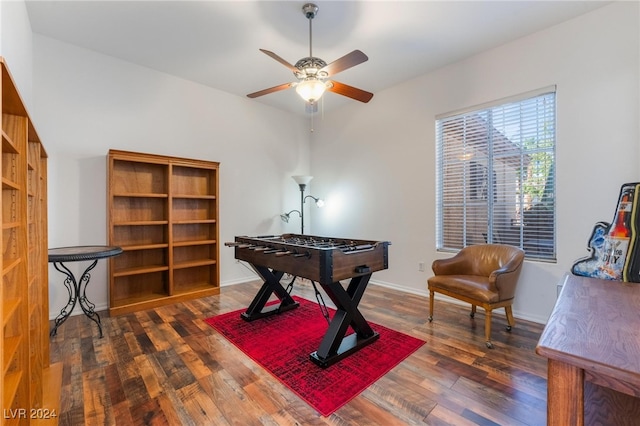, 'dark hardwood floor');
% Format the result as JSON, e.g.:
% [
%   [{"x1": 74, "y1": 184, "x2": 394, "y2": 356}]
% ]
[{"x1": 49, "y1": 279, "x2": 548, "y2": 425}]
